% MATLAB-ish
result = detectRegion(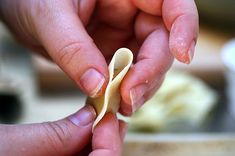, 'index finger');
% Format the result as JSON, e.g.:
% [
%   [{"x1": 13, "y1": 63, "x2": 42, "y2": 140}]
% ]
[{"x1": 163, "y1": 0, "x2": 199, "y2": 64}]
